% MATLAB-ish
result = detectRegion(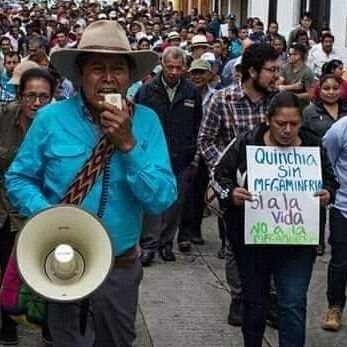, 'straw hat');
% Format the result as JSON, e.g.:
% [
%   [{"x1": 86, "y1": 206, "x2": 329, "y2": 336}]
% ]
[
  {"x1": 97, "y1": 13, "x2": 107, "y2": 20},
  {"x1": 9, "y1": 60, "x2": 40, "y2": 85},
  {"x1": 167, "y1": 31, "x2": 180, "y2": 41},
  {"x1": 109, "y1": 10, "x2": 117, "y2": 19},
  {"x1": 50, "y1": 20, "x2": 159, "y2": 84},
  {"x1": 190, "y1": 35, "x2": 210, "y2": 48}
]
